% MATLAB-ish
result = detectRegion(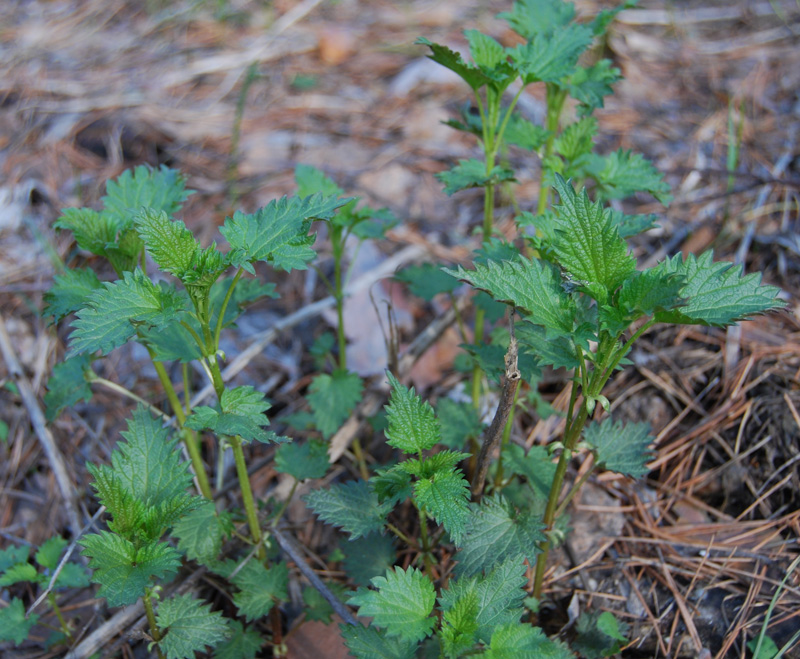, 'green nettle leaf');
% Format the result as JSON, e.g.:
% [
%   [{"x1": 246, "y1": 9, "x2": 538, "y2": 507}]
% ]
[
  {"x1": 485, "y1": 623, "x2": 573, "y2": 658},
  {"x1": 552, "y1": 176, "x2": 636, "y2": 305},
  {"x1": 80, "y1": 532, "x2": 182, "y2": 607},
  {"x1": 448, "y1": 257, "x2": 575, "y2": 337},
  {"x1": 456, "y1": 494, "x2": 546, "y2": 577},
  {"x1": 601, "y1": 268, "x2": 685, "y2": 335},
  {"x1": 173, "y1": 500, "x2": 230, "y2": 565},
  {"x1": 186, "y1": 385, "x2": 280, "y2": 444},
  {"x1": 510, "y1": 23, "x2": 593, "y2": 84},
  {"x1": 139, "y1": 322, "x2": 204, "y2": 363},
  {"x1": 0, "y1": 545, "x2": 29, "y2": 572},
  {"x1": 295, "y1": 163, "x2": 345, "y2": 197},
  {"x1": 348, "y1": 567, "x2": 436, "y2": 643},
  {"x1": 302, "y1": 584, "x2": 339, "y2": 624},
  {"x1": 54, "y1": 207, "x2": 118, "y2": 257},
  {"x1": 584, "y1": 417, "x2": 653, "y2": 478},
  {"x1": 553, "y1": 117, "x2": 597, "y2": 162},
  {"x1": 0, "y1": 598, "x2": 40, "y2": 646},
  {"x1": 156, "y1": 594, "x2": 231, "y2": 659},
  {"x1": 437, "y1": 159, "x2": 516, "y2": 196},
  {"x1": 414, "y1": 468, "x2": 471, "y2": 545},
  {"x1": 441, "y1": 586, "x2": 480, "y2": 657},
  {"x1": 134, "y1": 208, "x2": 200, "y2": 278},
  {"x1": 394, "y1": 263, "x2": 460, "y2": 301},
  {"x1": 436, "y1": 398, "x2": 483, "y2": 449},
  {"x1": 341, "y1": 532, "x2": 396, "y2": 586},
  {"x1": 747, "y1": 635, "x2": 781, "y2": 659},
  {"x1": 589, "y1": 149, "x2": 672, "y2": 204},
  {"x1": 44, "y1": 267, "x2": 103, "y2": 323},
  {"x1": 416, "y1": 38, "x2": 493, "y2": 91},
  {"x1": 0, "y1": 562, "x2": 38, "y2": 587},
  {"x1": 44, "y1": 353, "x2": 94, "y2": 421},
  {"x1": 515, "y1": 322, "x2": 579, "y2": 371},
  {"x1": 220, "y1": 194, "x2": 348, "y2": 273},
  {"x1": 102, "y1": 165, "x2": 191, "y2": 225},
  {"x1": 608, "y1": 209, "x2": 660, "y2": 239},
  {"x1": 568, "y1": 59, "x2": 621, "y2": 115},
  {"x1": 69, "y1": 269, "x2": 188, "y2": 356},
  {"x1": 307, "y1": 370, "x2": 363, "y2": 439},
  {"x1": 502, "y1": 112, "x2": 551, "y2": 151},
  {"x1": 209, "y1": 276, "x2": 278, "y2": 330},
  {"x1": 53, "y1": 562, "x2": 92, "y2": 590},
  {"x1": 384, "y1": 373, "x2": 440, "y2": 454},
  {"x1": 213, "y1": 620, "x2": 262, "y2": 659},
  {"x1": 339, "y1": 623, "x2": 420, "y2": 659},
  {"x1": 304, "y1": 480, "x2": 390, "y2": 540},
  {"x1": 371, "y1": 464, "x2": 414, "y2": 508},
  {"x1": 465, "y1": 29, "x2": 507, "y2": 70},
  {"x1": 231, "y1": 560, "x2": 288, "y2": 622},
  {"x1": 653, "y1": 251, "x2": 785, "y2": 328},
  {"x1": 440, "y1": 556, "x2": 527, "y2": 643},
  {"x1": 502, "y1": 444, "x2": 558, "y2": 499},
  {"x1": 499, "y1": 0, "x2": 575, "y2": 40},
  {"x1": 35, "y1": 536, "x2": 68, "y2": 571},
  {"x1": 274, "y1": 439, "x2": 330, "y2": 480},
  {"x1": 572, "y1": 610, "x2": 629, "y2": 658}
]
